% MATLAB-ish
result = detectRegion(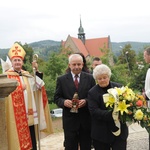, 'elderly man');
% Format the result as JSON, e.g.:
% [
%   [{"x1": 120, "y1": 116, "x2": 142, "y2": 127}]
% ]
[
  {"x1": 4, "y1": 43, "x2": 53, "y2": 150},
  {"x1": 54, "y1": 53, "x2": 96, "y2": 150}
]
